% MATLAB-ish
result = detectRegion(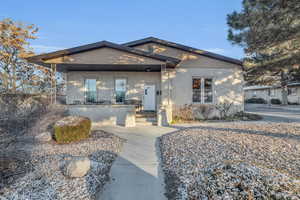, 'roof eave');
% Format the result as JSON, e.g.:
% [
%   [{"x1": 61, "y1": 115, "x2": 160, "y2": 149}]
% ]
[
  {"x1": 124, "y1": 37, "x2": 243, "y2": 66},
  {"x1": 25, "y1": 40, "x2": 181, "y2": 67}
]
